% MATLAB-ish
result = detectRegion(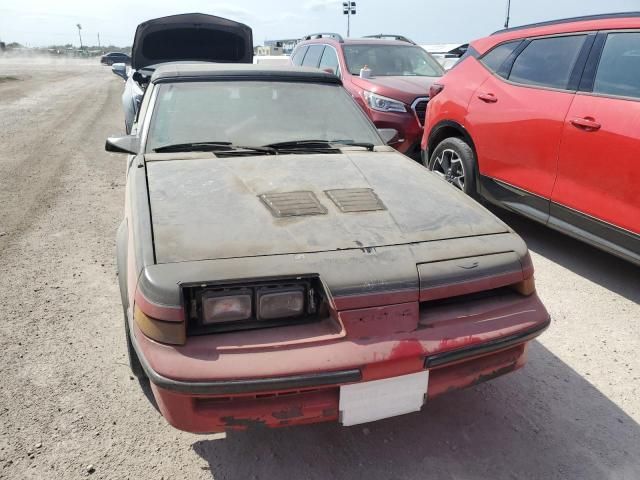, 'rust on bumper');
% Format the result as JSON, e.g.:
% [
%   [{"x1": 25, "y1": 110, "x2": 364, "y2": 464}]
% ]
[{"x1": 147, "y1": 322, "x2": 545, "y2": 434}]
